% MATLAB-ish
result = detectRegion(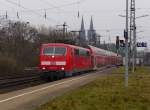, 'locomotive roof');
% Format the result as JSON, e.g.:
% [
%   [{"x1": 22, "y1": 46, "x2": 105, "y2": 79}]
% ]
[{"x1": 42, "y1": 43, "x2": 90, "y2": 51}]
